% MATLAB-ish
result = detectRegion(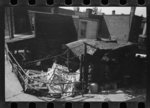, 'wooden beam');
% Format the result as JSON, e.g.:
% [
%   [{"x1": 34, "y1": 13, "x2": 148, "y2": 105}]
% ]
[
  {"x1": 5, "y1": 7, "x2": 14, "y2": 39},
  {"x1": 9, "y1": 7, "x2": 14, "y2": 39}
]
